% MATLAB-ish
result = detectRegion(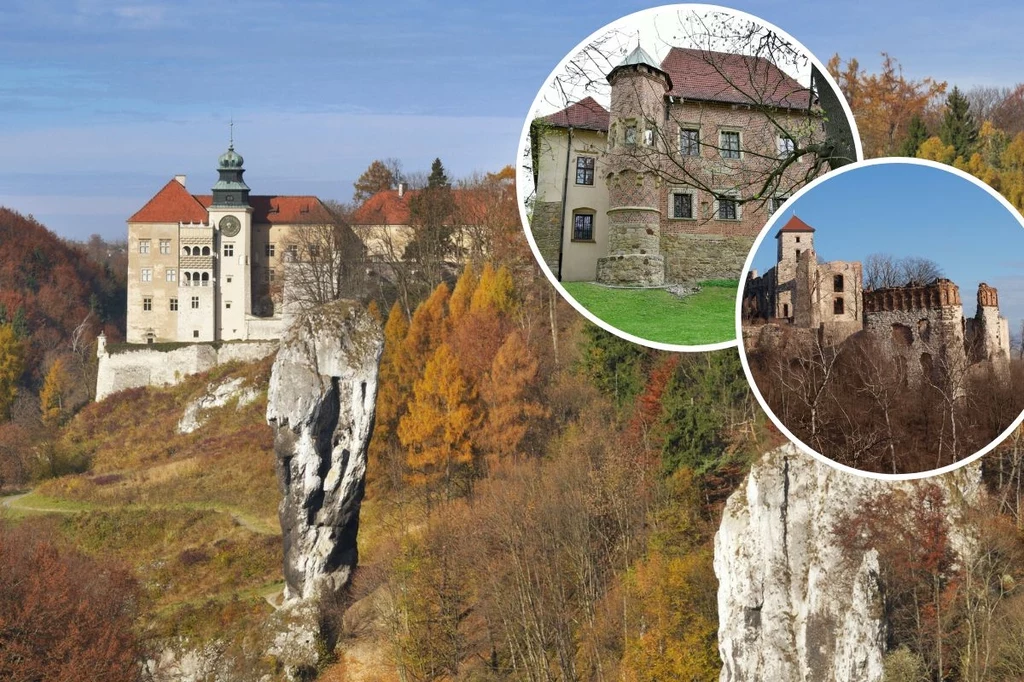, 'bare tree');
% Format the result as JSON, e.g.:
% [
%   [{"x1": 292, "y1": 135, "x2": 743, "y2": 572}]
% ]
[{"x1": 864, "y1": 253, "x2": 943, "y2": 289}]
